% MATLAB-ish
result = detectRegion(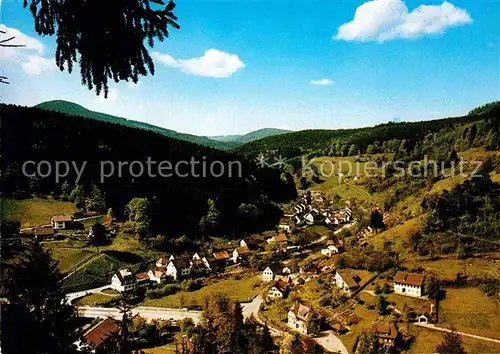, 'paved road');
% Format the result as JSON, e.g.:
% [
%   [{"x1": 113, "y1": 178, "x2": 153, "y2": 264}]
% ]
[
  {"x1": 66, "y1": 284, "x2": 112, "y2": 304},
  {"x1": 414, "y1": 323, "x2": 500, "y2": 344},
  {"x1": 242, "y1": 295, "x2": 263, "y2": 320},
  {"x1": 314, "y1": 331, "x2": 349, "y2": 354},
  {"x1": 75, "y1": 293, "x2": 263, "y2": 326},
  {"x1": 79, "y1": 306, "x2": 202, "y2": 323}
]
